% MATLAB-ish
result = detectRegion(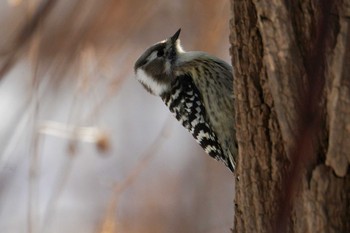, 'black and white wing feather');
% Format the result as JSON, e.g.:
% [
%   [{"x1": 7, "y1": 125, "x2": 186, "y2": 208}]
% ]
[{"x1": 161, "y1": 74, "x2": 233, "y2": 171}]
